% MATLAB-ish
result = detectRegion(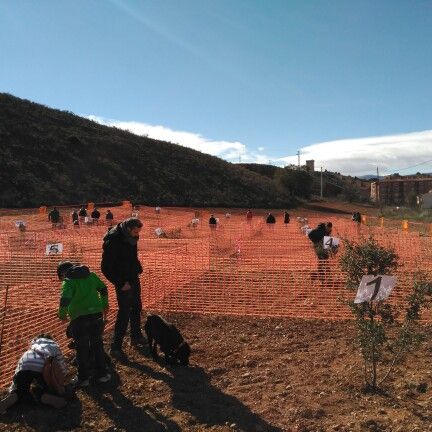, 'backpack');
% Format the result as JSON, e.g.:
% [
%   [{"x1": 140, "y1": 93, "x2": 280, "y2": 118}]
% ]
[{"x1": 42, "y1": 356, "x2": 66, "y2": 396}]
